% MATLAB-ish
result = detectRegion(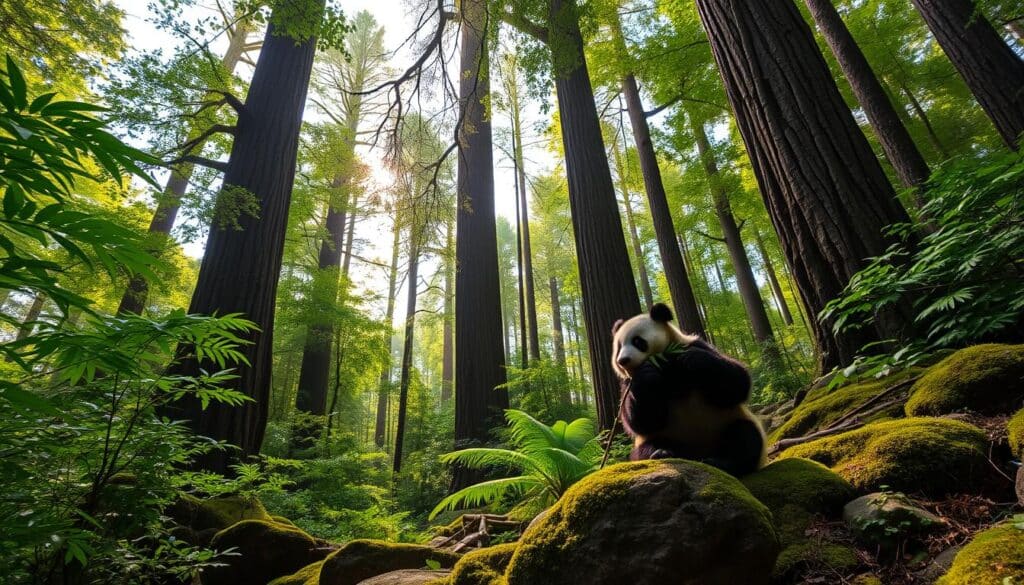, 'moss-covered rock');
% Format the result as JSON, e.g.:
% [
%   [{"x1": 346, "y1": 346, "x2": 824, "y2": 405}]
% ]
[
  {"x1": 742, "y1": 459, "x2": 858, "y2": 580},
  {"x1": 318, "y1": 540, "x2": 460, "y2": 585},
  {"x1": 937, "y1": 523, "x2": 1024, "y2": 584},
  {"x1": 167, "y1": 493, "x2": 272, "y2": 532},
  {"x1": 204, "y1": 519, "x2": 327, "y2": 585},
  {"x1": 769, "y1": 370, "x2": 918, "y2": 443},
  {"x1": 447, "y1": 543, "x2": 517, "y2": 585},
  {"x1": 906, "y1": 344, "x2": 1024, "y2": 416},
  {"x1": 1008, "y1": 408, "x2": 1024, "y2": 458},
  {"x1": 268, "y1": 561, "x2": 323, "y2": 585},
  {"x1": 779, "y1": 417, "x2": 991, "y2": 496},
  {"x1": 505, "y1": 460, "x2": 779, "y2": 585},
  {"x1": 359, "y1": 569, "x2": 451, "y2": 585}
]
